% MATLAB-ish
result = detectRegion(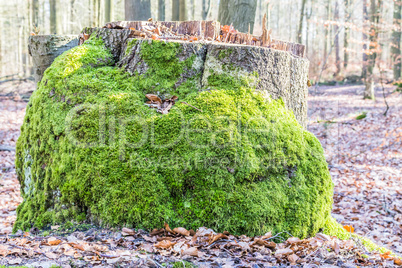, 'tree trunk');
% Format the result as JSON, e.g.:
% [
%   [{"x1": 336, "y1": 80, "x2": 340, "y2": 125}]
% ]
[
  {"x1": 105, "y1": 0, "x2": 112, "y2": 23},
  {"x1": 323, "y1": 0, "x2": 331, "y2": 60},
  {"x1": 202, "y1": 0, "x2": 211, "y2": 20},
  {"x1": 218, "y1": 0, "x2": 258, "y2": 34},
  {"x1": 364, "y1": 0, "x2": 382, "y2": 100},
  {"x1": 297, "y1": 0, "x2": 307, "y2": 44},
  {"x1": 362, "y1": 0, "x2": 368, "y2": 81},
  {"x1": 50, "y1": 0, "x2": 57, "y2": 34},
  {"x1": 32, "y1": 0, "x2": 39, "y2": 27},
  {"x1": 343, "y1": 0, "x2": 350, "y2": 69},
  {"x1": 391, "y1": 0, "x2": 402, "y2": 80},
  {"x1": 125, "y1": 0, "x2": 151, "y2": 21},
  {"x1": 158, "y1": 0, "x2": 165, "y2": 21},
  {"x1": 172, "y1": 0, "x2": 187, "y2": 21},
  {"x1": 334, "y1": 0, "x2": 341, "y2": 76},
  {"x1": 28, "y1": 35, "x2": 79, "y2": 84}
]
